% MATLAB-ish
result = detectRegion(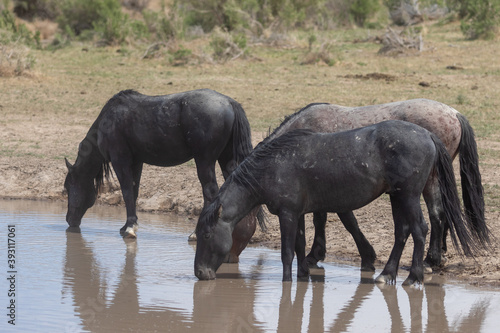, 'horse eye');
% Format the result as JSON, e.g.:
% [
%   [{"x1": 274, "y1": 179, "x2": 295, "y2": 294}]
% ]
[{"x1": 204, "y1": 233, "x2": 211, "y2": 240}]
